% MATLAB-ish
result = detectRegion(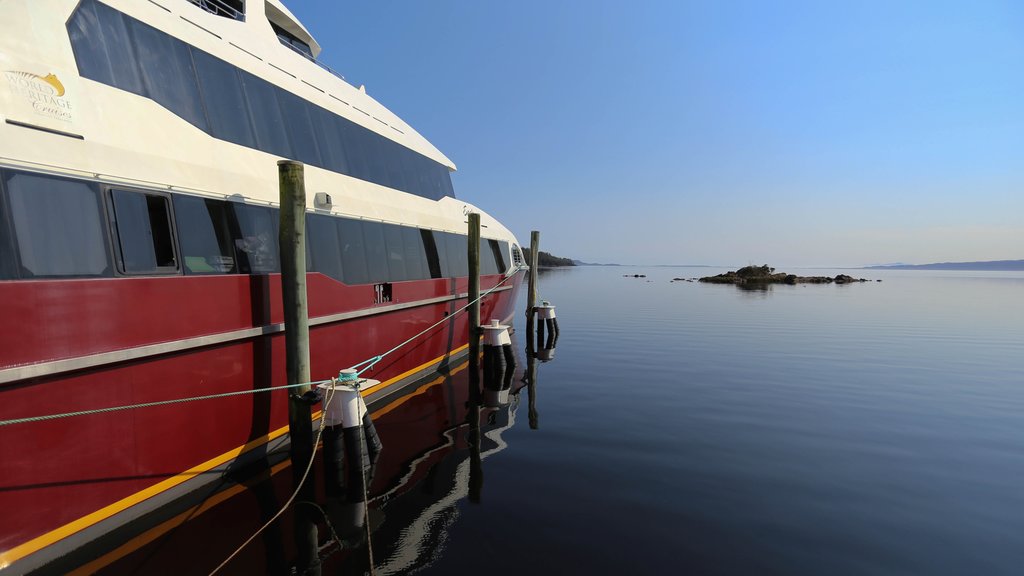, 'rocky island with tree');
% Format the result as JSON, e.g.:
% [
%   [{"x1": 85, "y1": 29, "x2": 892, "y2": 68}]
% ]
[{"x1": 696, "y1": 265, "x2": 870, "y2": 285}]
